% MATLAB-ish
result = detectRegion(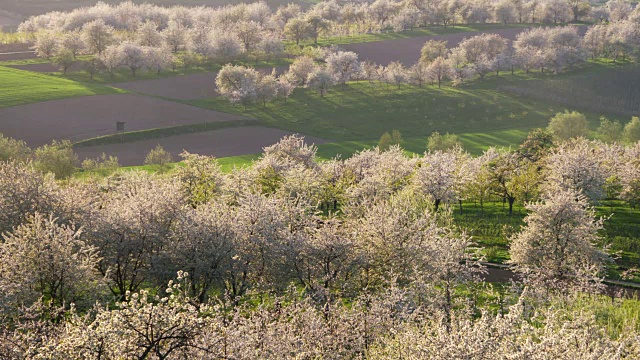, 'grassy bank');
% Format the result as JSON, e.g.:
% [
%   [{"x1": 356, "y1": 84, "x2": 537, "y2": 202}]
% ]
[{"x1": 73, "y1": 119, "x2": 260, "y2": 147}]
